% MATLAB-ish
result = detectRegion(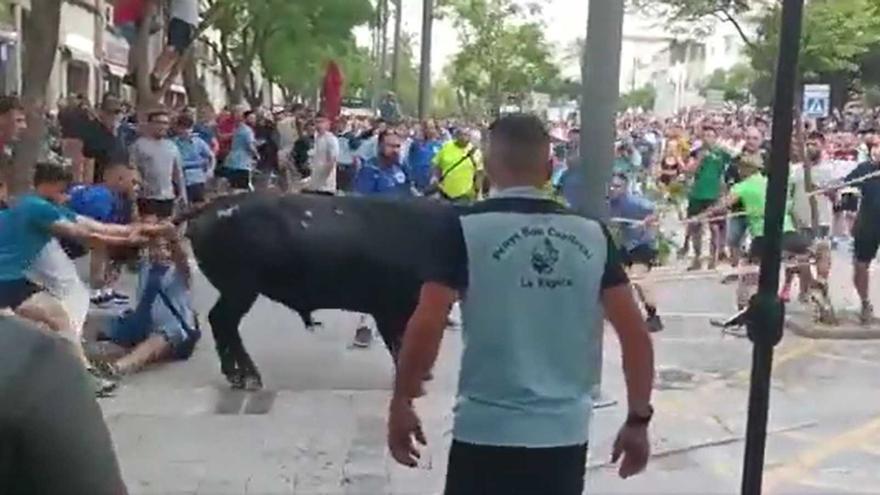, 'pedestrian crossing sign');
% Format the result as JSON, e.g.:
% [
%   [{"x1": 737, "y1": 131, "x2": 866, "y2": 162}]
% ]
[{"x1": 803, "y1": 84, "x2": 830, "y2": 118}]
